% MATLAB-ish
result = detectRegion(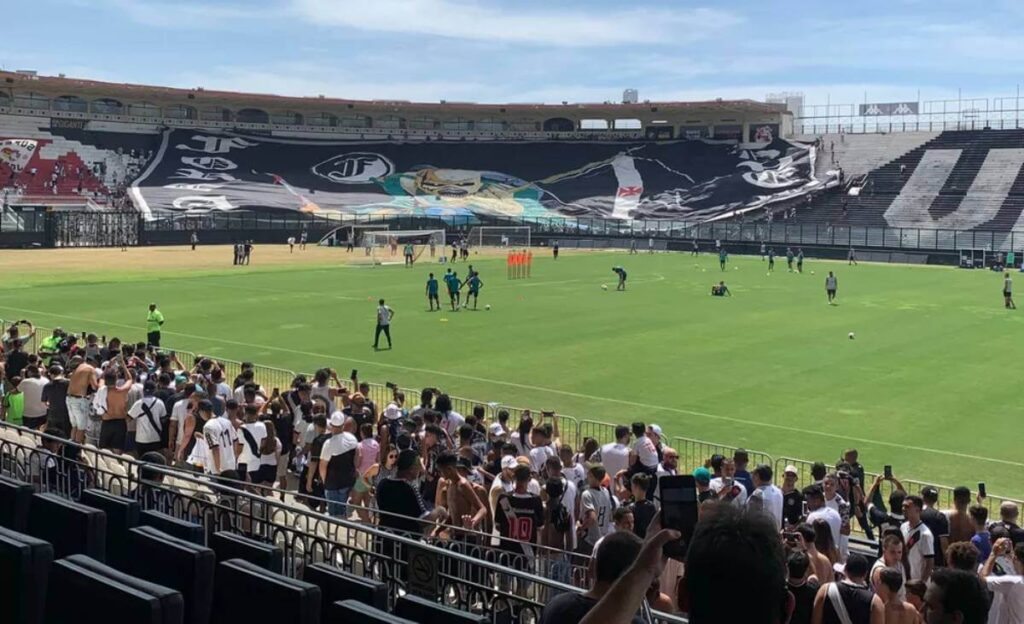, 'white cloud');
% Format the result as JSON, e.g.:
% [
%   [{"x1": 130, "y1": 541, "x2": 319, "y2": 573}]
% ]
[{"x1": 289, "y1": 0, "x2": 740, "y2": 47}]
